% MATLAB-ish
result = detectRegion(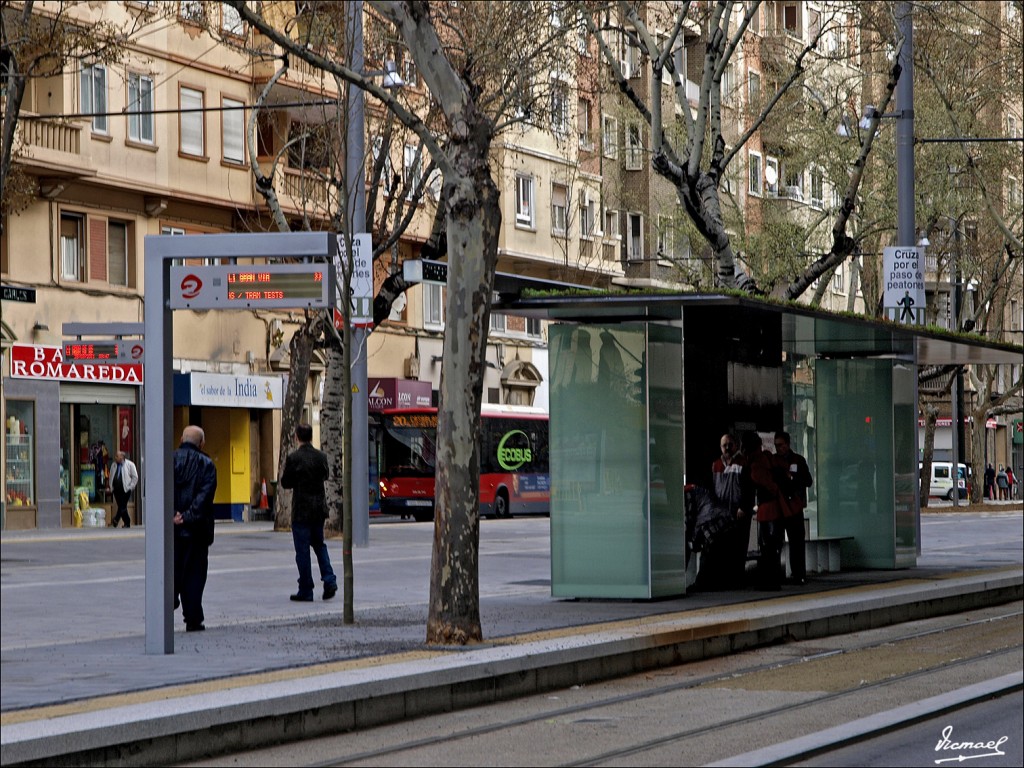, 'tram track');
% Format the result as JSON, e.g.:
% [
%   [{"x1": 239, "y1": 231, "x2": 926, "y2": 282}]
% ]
[{"x1": 246, "y1": 606, "x2": 1023, "y2": 768}]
